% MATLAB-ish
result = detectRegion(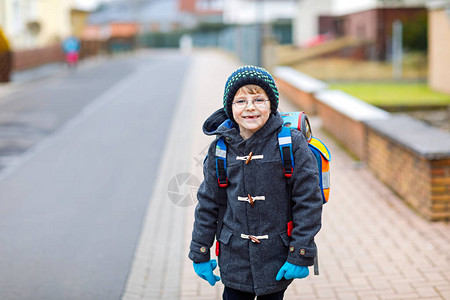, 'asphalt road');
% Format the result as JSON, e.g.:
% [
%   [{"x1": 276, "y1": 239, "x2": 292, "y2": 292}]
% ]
[{"x1": 0, "y1": 50, "x2": 190, "y2": 299}]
